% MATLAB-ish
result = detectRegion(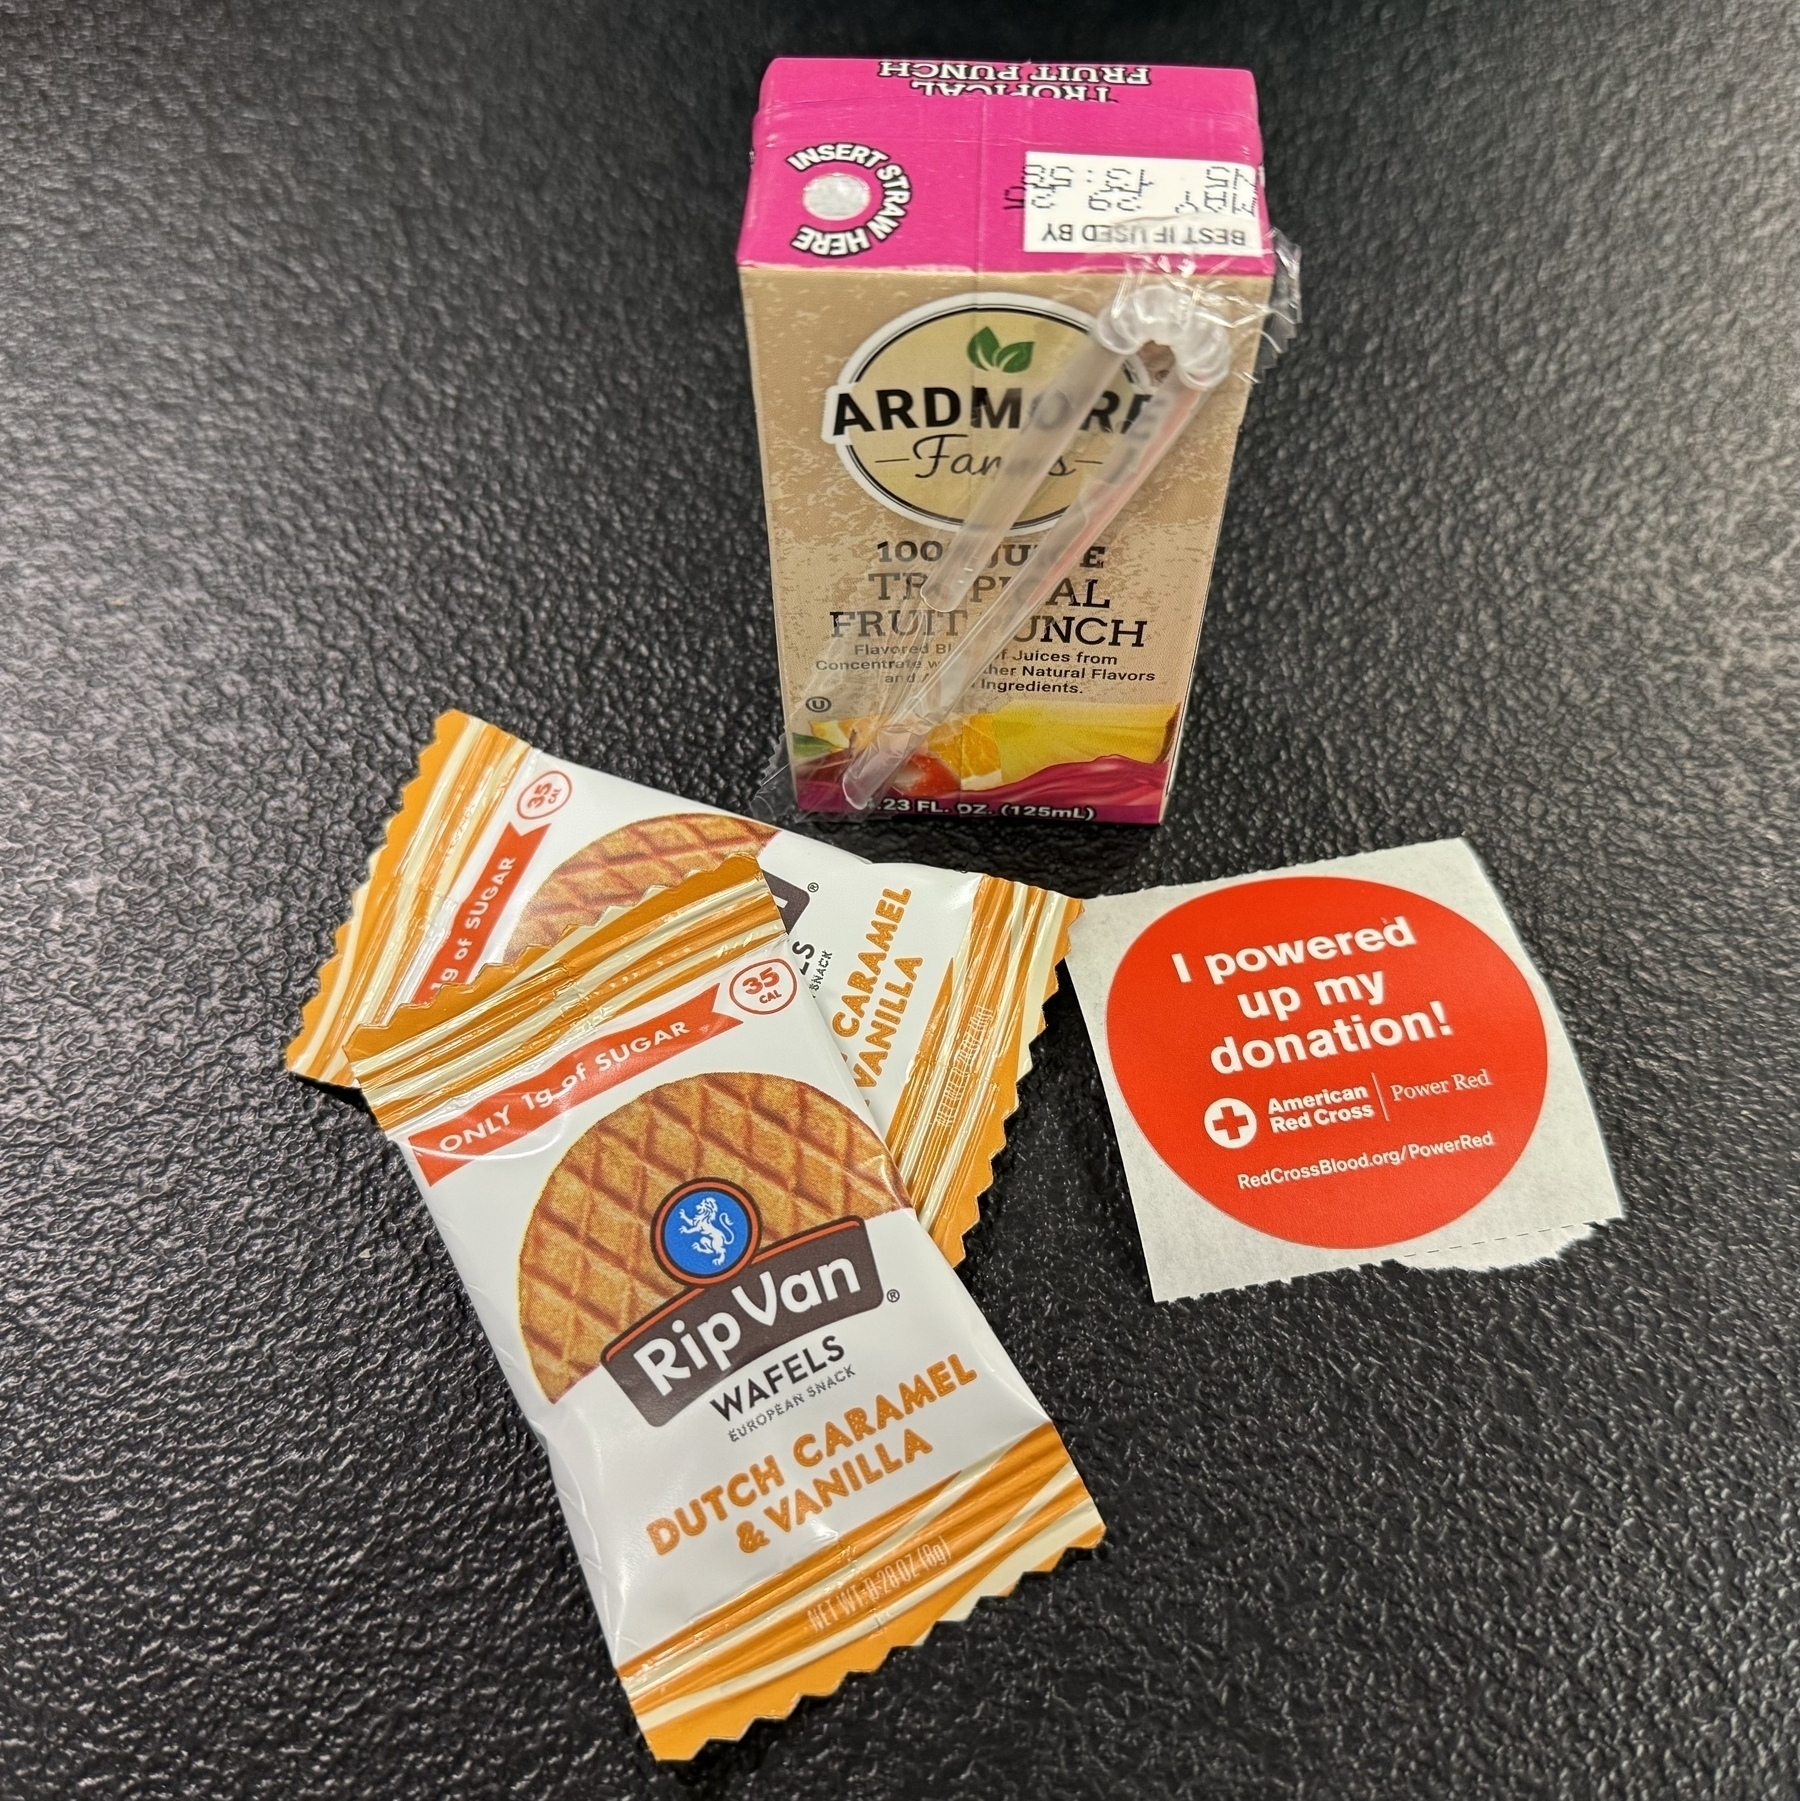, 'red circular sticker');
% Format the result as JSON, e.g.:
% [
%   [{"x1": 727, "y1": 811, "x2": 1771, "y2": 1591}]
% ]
[{"x1": 1106, "y1": 876, "x2": 1549, "y2": 1248}]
